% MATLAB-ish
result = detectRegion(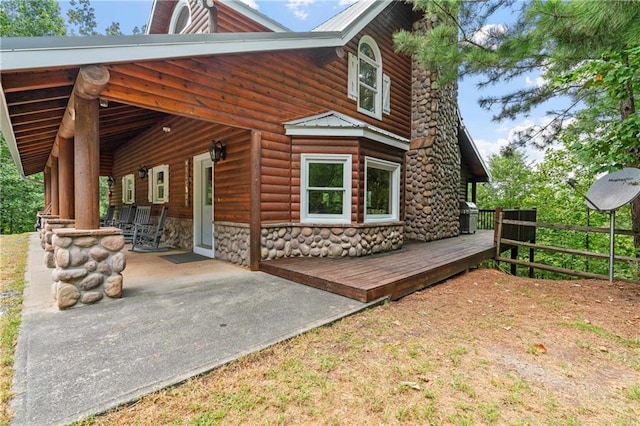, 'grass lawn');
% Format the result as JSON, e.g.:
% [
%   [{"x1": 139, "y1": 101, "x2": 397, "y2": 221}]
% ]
[{"x1": 0, "y1": 234, "x2": 29, "y2": 424}]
